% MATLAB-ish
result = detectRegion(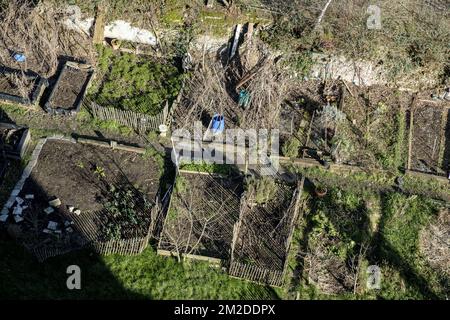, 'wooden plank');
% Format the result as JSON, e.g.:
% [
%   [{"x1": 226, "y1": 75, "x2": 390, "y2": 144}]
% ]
[
  {"x1": 93, "y1": 4, "x2": 106, "y2": 44},
  {"x1": 407, "y1": 96, "x2": 417, "y2": 170}
]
